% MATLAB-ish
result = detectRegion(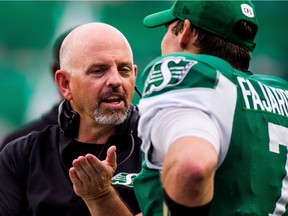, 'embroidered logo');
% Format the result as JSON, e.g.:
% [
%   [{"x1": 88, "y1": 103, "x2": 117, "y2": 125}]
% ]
[
  {"x1": 143, "y1": 56, "x2": 197, "y2": 96},
  {"x1": 182, "y1": 6, "x2": 190, "y2": 15},
  {"x1": 111, "y1": 172, "x2": 137, "y2": 187},
  {"x1": 241, "y1": 4, "x2": 254, "y2": 18}
]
